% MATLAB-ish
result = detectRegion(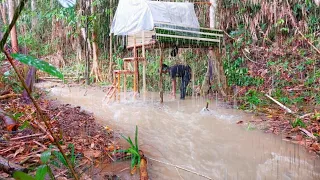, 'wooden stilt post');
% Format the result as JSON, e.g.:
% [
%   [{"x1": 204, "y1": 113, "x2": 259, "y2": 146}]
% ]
[
  {"x1": 113, "y1": 71, "x2": 116, "y2": 101},
  {"x1": 142, "y1": 31, "x2": 146, "y2": 100},
  {"x1": 159, "y1": 46, "x2": 164, "y2": 103},
  {"x1": 124, "y1": 62, "x2": 127, "y2": 99},
  {"x1": 117, "y1": 73, "x2": 120, "y2": 101},
  {"x1": 133, "y1": 35, "x2": 137, "y2": 98}
]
